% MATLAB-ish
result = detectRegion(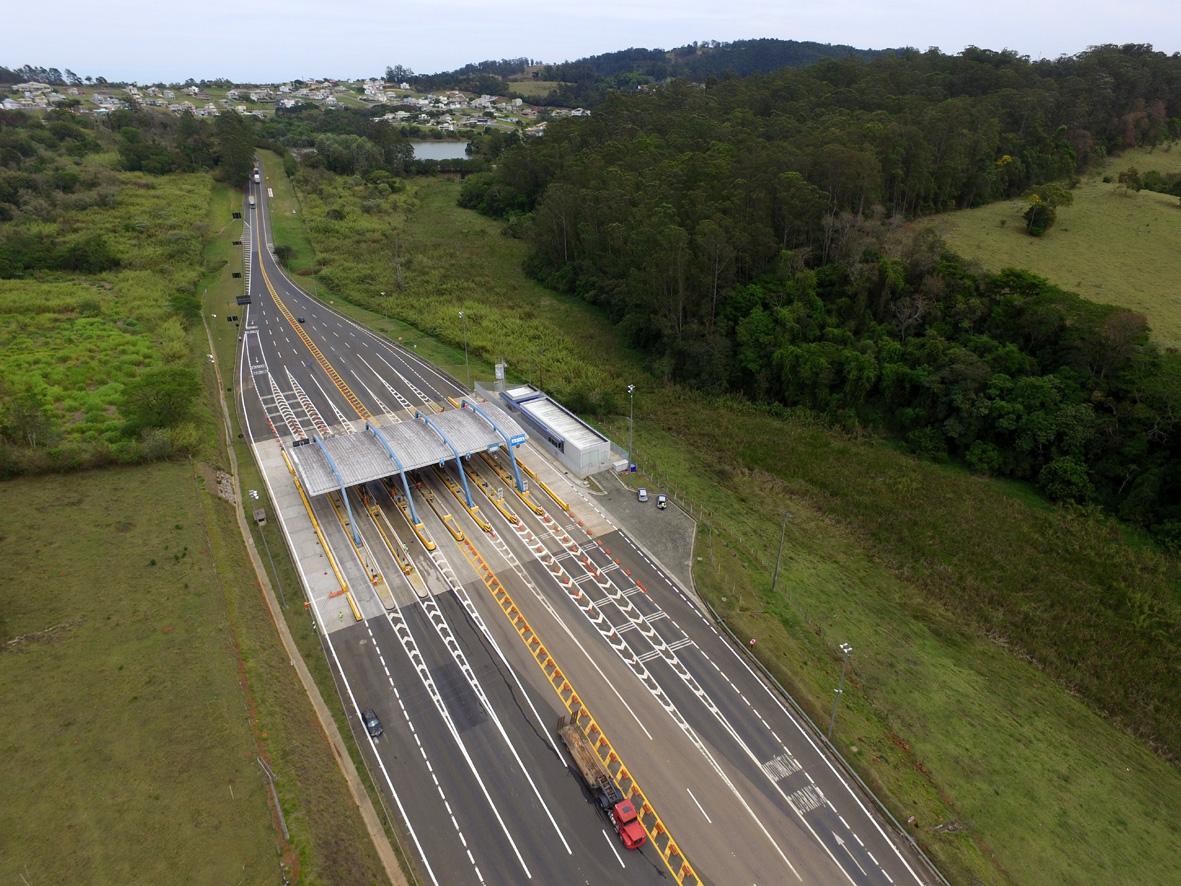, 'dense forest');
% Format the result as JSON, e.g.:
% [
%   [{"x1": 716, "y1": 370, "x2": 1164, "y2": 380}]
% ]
[
  {"x1": 384, "y1": 39, "x2": 891, "y2": 107},
  {"x1": 460, "y1": 44, "x2": 1181, "y2": 541}
]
